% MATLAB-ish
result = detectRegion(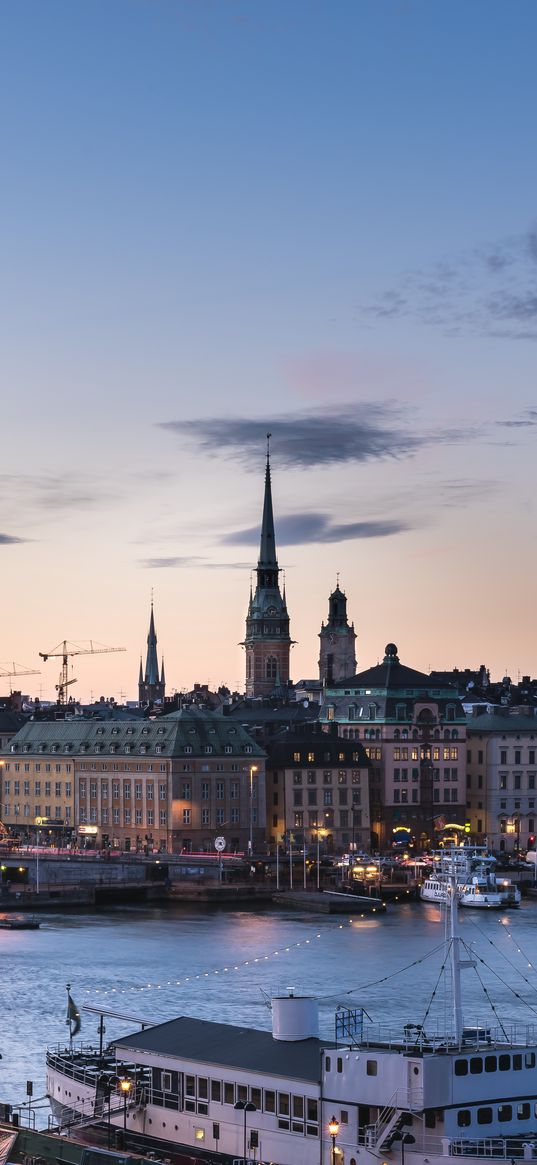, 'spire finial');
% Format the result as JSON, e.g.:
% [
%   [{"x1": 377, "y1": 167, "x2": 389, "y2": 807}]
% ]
[
  {"x1": 266, "y1": 431, "x2": 272, "y2": 464},
  {"x1": 336, "y1": 571, "x2": 340, "y2": 589},
  {"x1": 151, "y1": 586, "x2": 154, "y2": 608}
]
